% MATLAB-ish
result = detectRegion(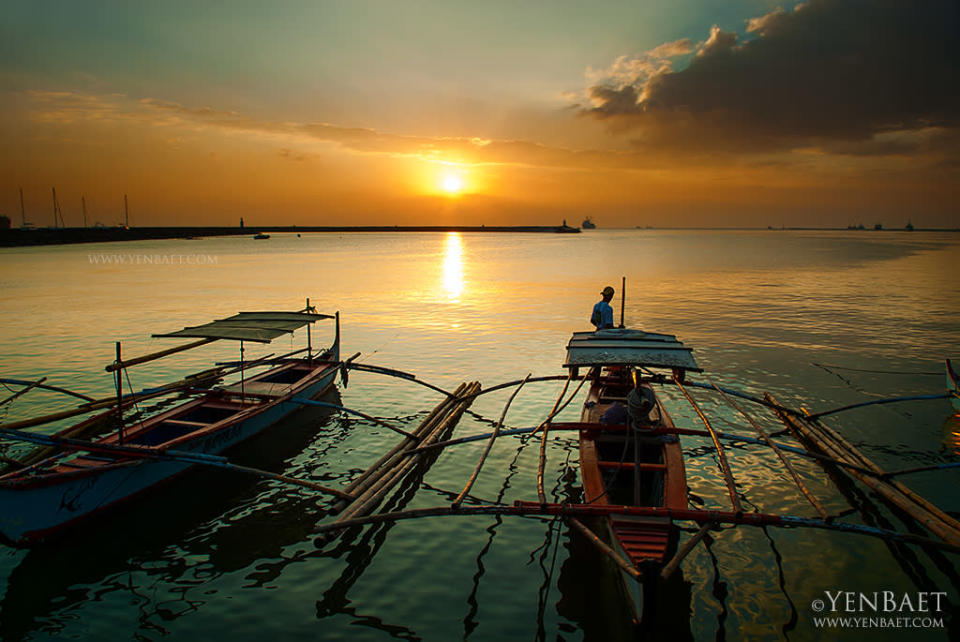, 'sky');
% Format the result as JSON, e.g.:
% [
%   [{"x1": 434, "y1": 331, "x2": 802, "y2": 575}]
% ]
[{"x1": 1, "y1": 0, "x2": 958, "y2": 228}]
